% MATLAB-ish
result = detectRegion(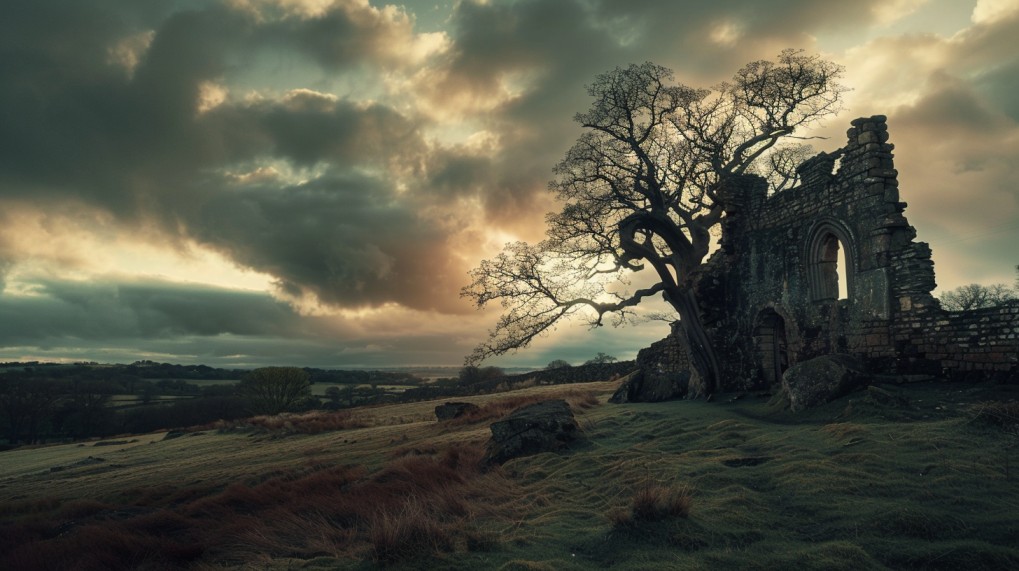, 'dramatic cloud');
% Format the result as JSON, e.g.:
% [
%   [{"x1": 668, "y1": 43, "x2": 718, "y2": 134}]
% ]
[
  {"x1": 0, "y1": 0, "x2": 1015, "y2": 366},
  {"x1": 840, "y1": 2, "x2": 1019, "y2": 287}
]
